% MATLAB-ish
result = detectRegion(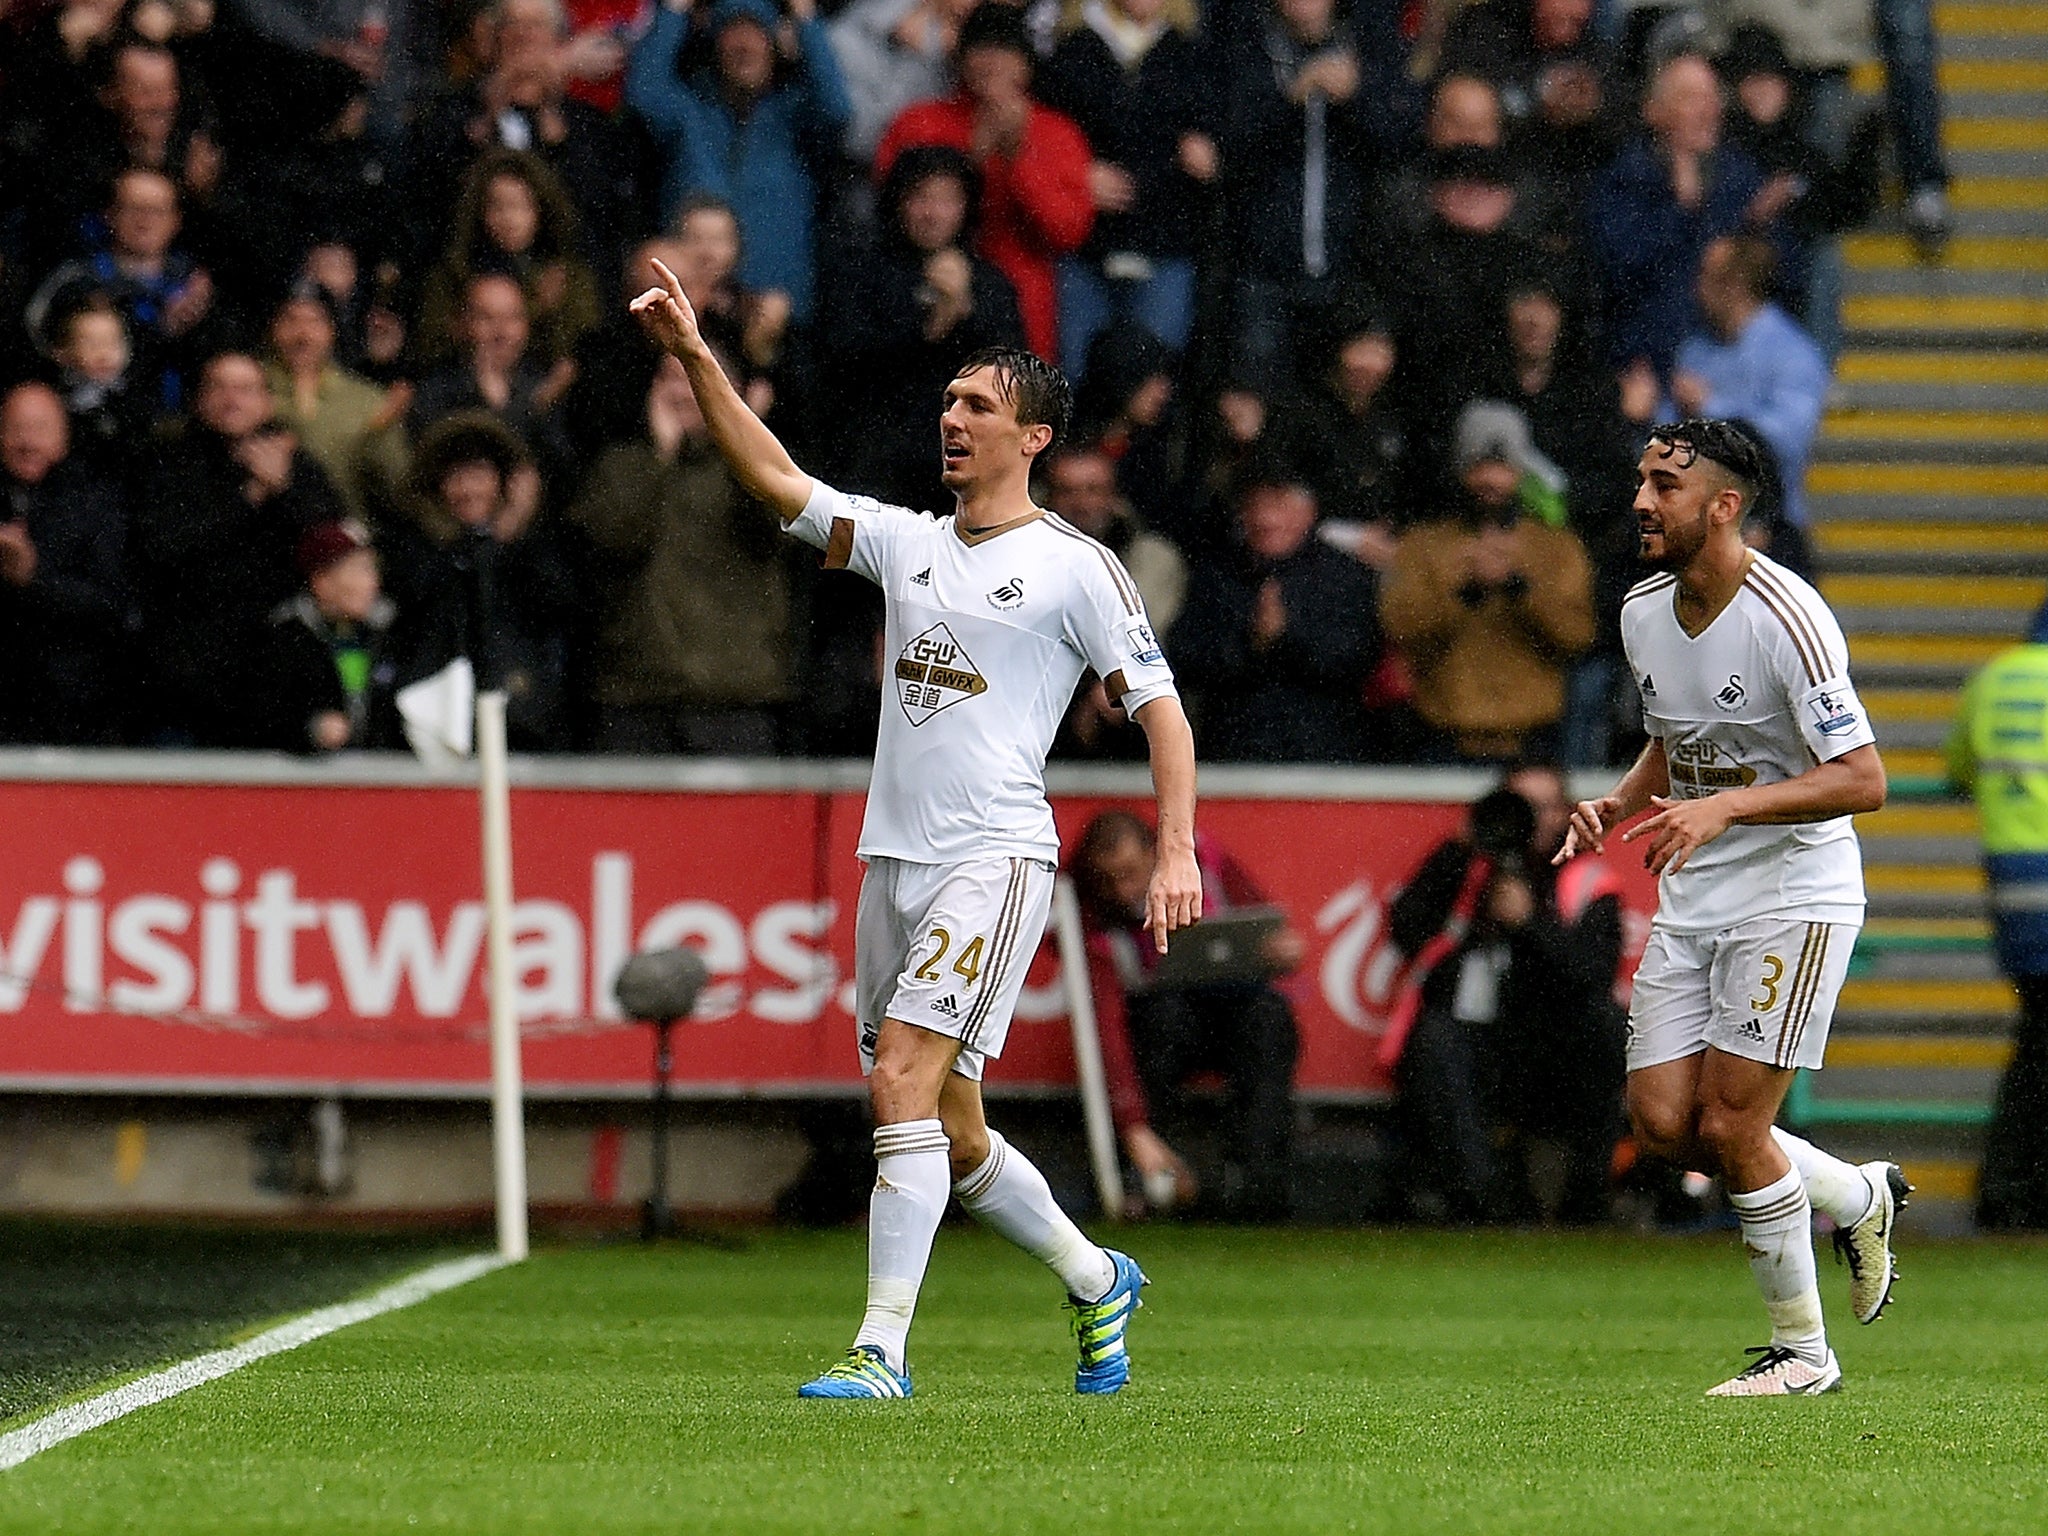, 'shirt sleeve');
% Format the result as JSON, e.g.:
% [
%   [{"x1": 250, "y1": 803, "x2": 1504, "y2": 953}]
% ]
[
  {"x1": 784, "y1": 478, "x2": 934, "y2": 587},
  {"x1": 1767, "y1": 586, "x2": 1878, "y2": 763},
  {"x1": 1065, "y1": 548, "x2": 1178, "y2": 714}
]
